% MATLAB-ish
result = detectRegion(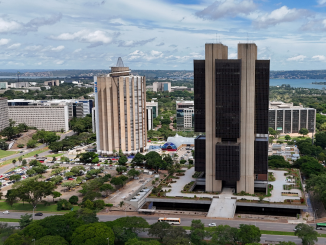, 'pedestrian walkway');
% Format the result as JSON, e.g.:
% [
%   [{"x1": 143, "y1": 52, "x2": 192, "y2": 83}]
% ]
[{"x1": 207, "y1": 197, "x2": 236, "y2": 218}]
